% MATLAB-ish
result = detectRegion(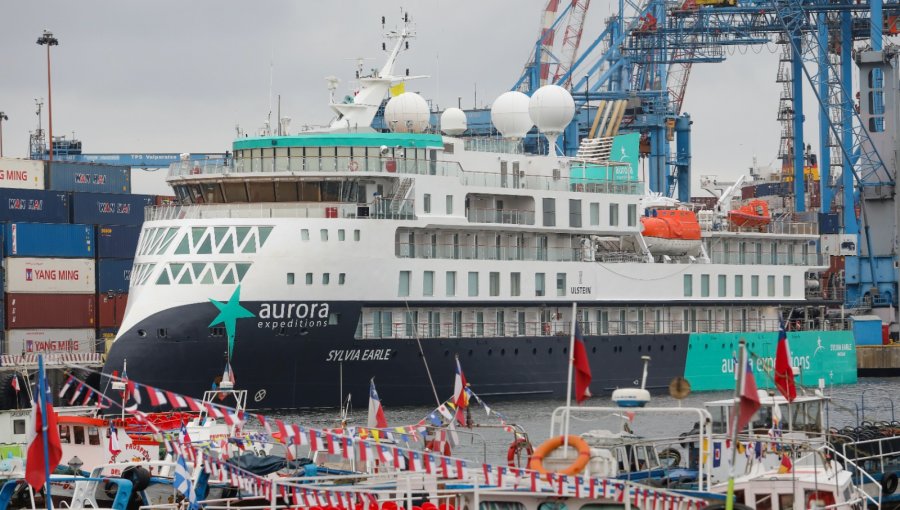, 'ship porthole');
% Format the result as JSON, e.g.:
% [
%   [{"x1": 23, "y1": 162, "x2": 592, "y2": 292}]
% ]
[
  {"x1": 532, "y1": 348, "x2": 537, "y2": 355},
  {"x1": 592, "y1": 347, "x2": 597, "y2": 353},
  {"x1": 563, "y1": 347, "x2": 567, "y2": 355},
  {"x1": 468, "y1": 349, "x2": 473, "y2": 356},
  {"x1": 514, "y1": 348, "x2": 519, "y2": 355},
  {"x1": 444, "y1": 350, "x2": 450, "y2": 357},
  {"x1": 674, "y1": 345, "x2": 677, "y2": 351},
  {"x1": 487, "y1": 349, "x2": 493, "y2": 356},
  {"x1": 500, "y1": 349, "x2": 505, "y2": 356},
  {"x1": 137, "y1": 329, "x2": 146, "y2": 338},
  {"x1": 638, "y1": 346, "x2": 642, "y2": 352},
  {"x1": 548, "y1": 348, "x2": 553, "y2": 354}
]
